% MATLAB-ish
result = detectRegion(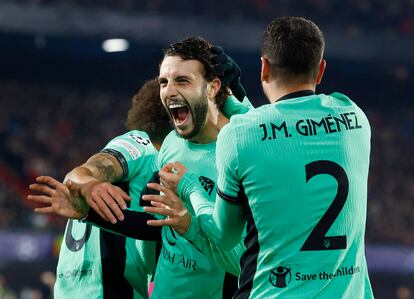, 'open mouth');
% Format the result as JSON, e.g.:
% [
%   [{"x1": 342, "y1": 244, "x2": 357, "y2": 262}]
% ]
[{"x1": 168, "y1": 102, "x2": 191, "y2": 126}]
